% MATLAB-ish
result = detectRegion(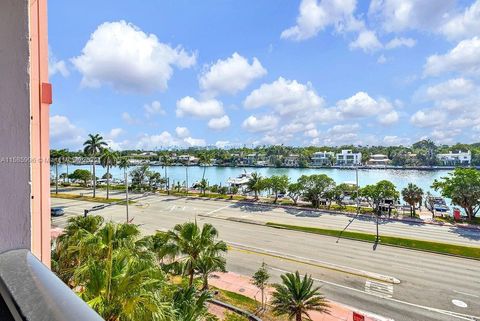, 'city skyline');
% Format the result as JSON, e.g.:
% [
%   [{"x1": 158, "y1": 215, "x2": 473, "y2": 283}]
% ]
[{"x1": 49, "y1": 0, "x2": 480, "y2": 150}]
